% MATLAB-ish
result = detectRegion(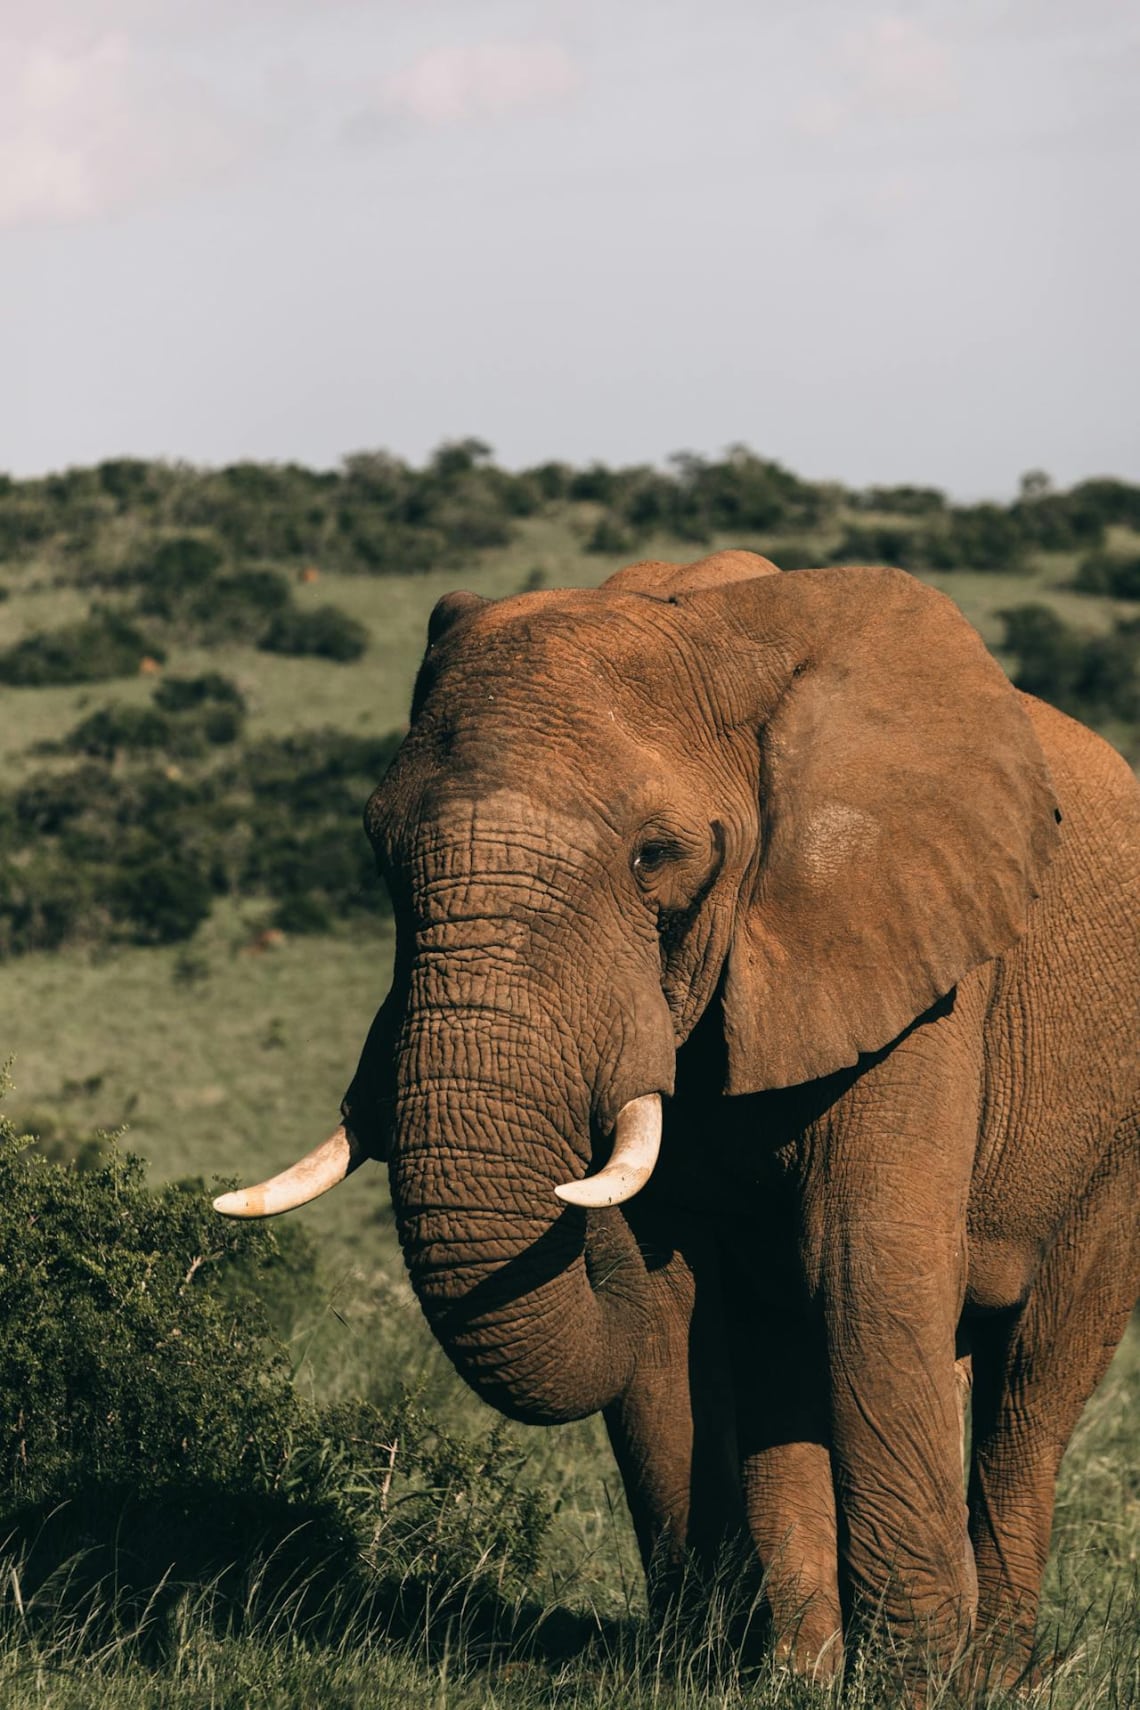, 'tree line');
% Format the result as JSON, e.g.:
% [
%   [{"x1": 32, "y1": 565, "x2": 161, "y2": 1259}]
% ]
[{"x1": 3, "y1": 441, "x2": 1139, "y2": 580}]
